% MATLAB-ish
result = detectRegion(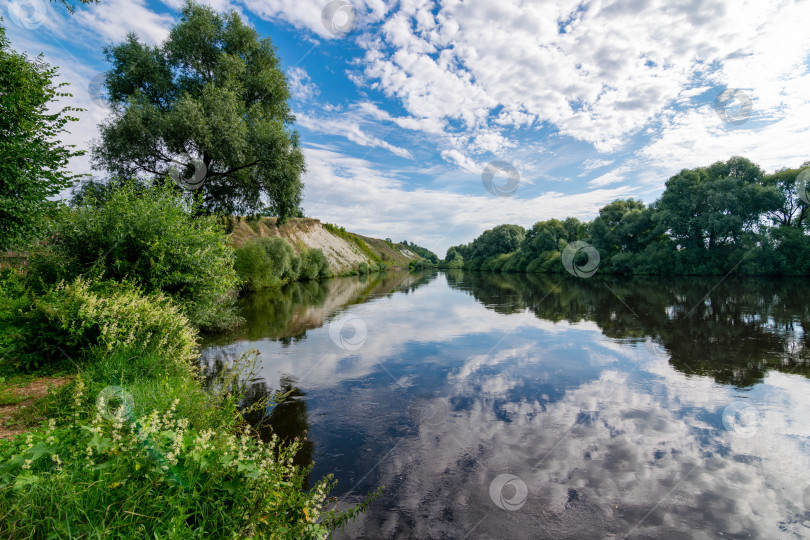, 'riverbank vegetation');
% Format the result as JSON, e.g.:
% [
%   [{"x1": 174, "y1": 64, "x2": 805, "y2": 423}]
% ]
[
  {"x1": 0, "y1": 183, "x2": 371, "y2": 536},
  {"x1": 442, "y1": 157, "x2": 810, "y2": 276},
  {"x1": 234, "y1": 236, "x2": 331, "y2": 291},
  {"x1": 0, "y1": 1, "x2": 375, "y2": 535}
]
